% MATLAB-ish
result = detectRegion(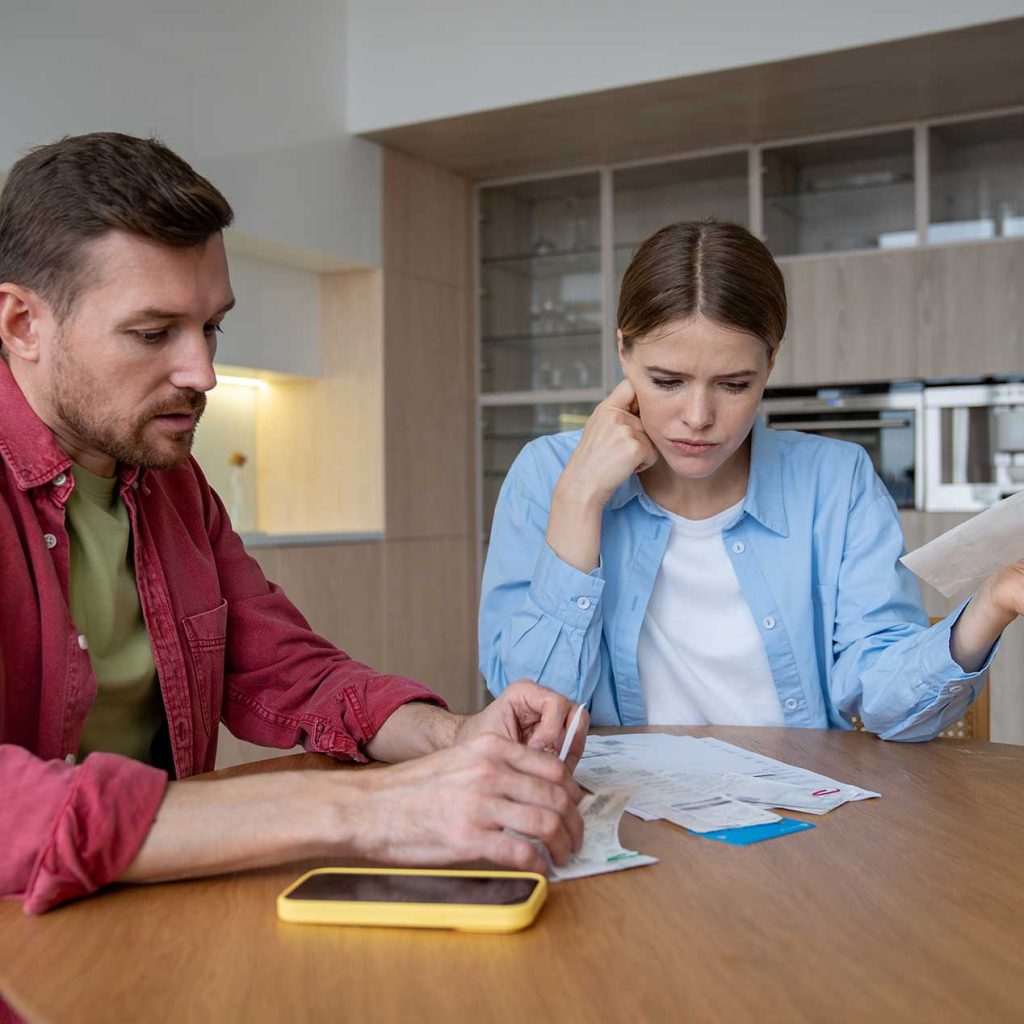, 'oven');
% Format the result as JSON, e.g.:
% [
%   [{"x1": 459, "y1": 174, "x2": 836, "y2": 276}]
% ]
[
  {"x1": 923, "y1": 380, "x2": 1024, "y2": 511},
  {"x1": 761, "y1": 382, "x2": 924, "y2": 509}
]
